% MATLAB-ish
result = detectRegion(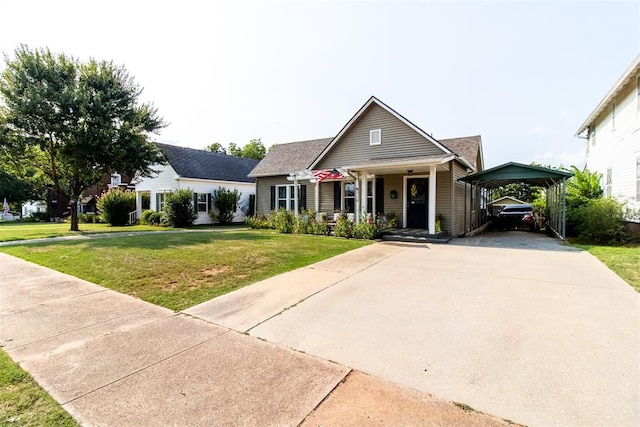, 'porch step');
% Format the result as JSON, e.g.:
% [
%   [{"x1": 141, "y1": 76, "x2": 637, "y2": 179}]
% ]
[{"x1": 382, "y1": 229, "x2": 451, "y2": 244}]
